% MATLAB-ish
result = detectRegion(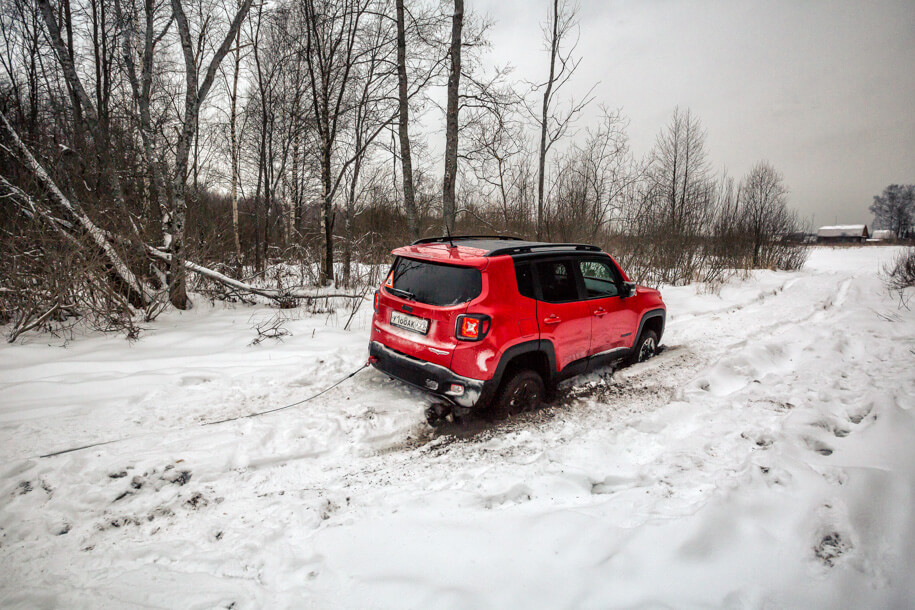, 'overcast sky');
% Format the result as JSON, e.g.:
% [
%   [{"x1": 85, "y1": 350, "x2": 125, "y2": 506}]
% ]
[{"x1": 473, "y1": 0, "x2": 915, "y2": 227}]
